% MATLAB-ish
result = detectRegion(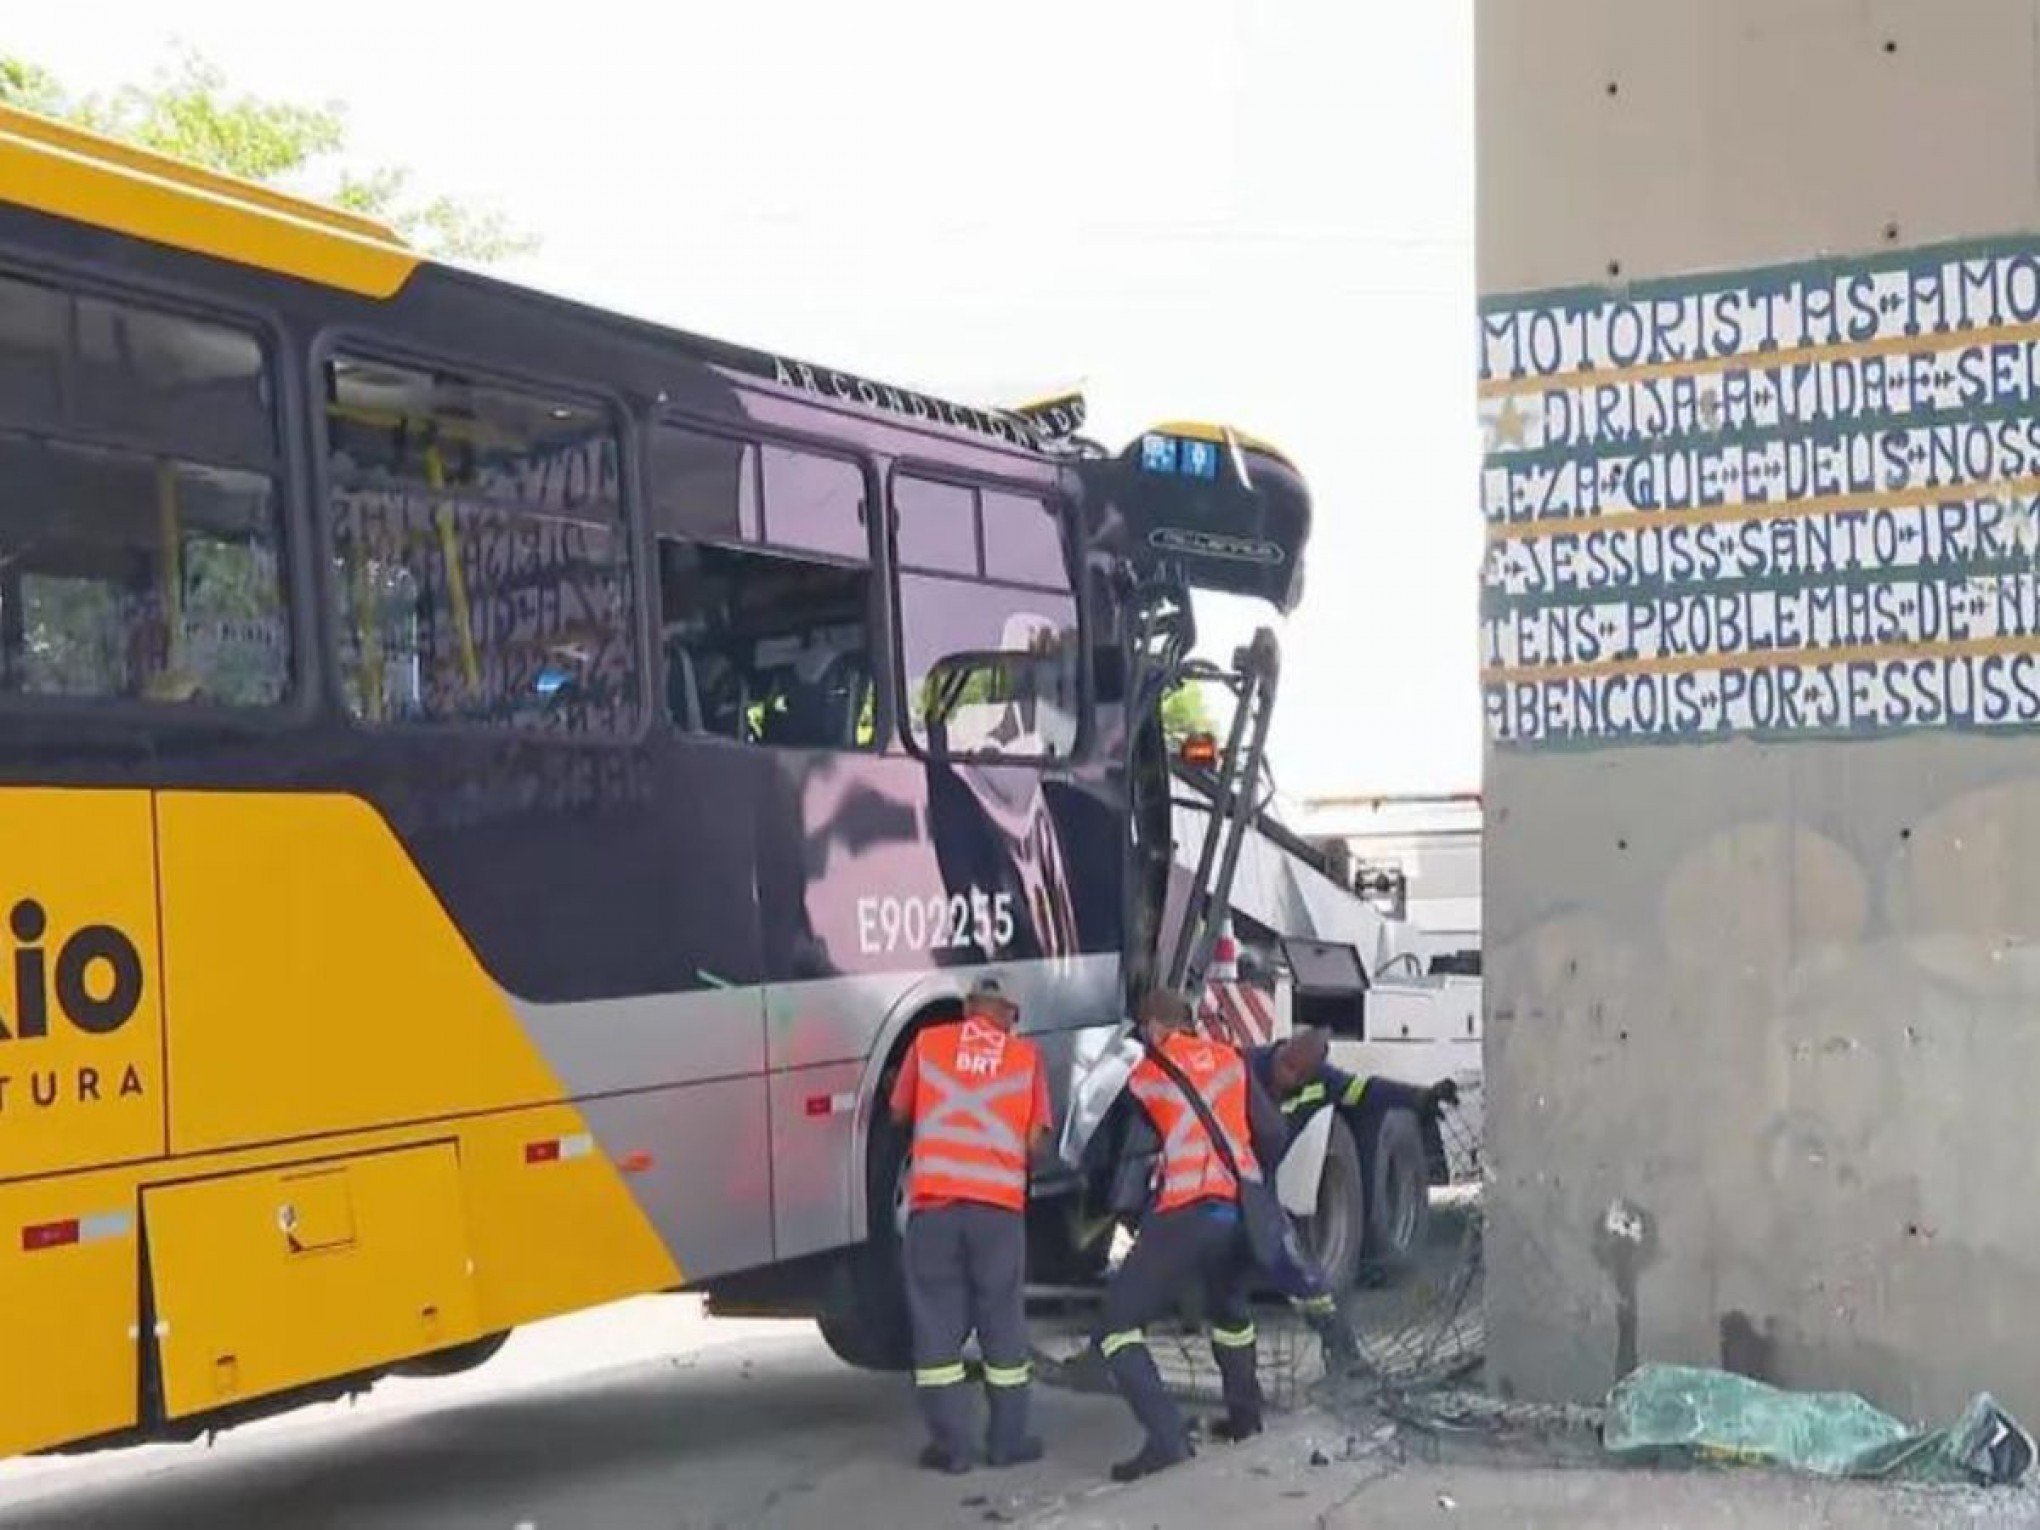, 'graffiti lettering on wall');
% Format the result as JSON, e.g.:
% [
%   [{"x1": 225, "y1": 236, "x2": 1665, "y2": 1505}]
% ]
[{"x1": 1479, "y1": 239, "x2": 2040, "y2": 745}]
